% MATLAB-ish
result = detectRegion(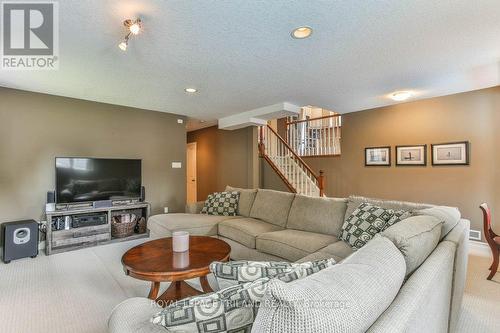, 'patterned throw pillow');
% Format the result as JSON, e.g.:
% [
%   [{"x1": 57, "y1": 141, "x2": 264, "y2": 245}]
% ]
[
  {"x1": 339, "y1": 202, "x2": 409, "y2": 250},
  {"x1": 201, "y1": 191, "x2": 239, "y2": 216},
  {"x1": 151, "y1": 259, "x2": 336, "y2": 332},
  {"x1": 209, "y1": 259, "x2": 335, "y2": 289},
  {"x1": 385, "y1": 210, "x2": 412, "y2": 229}
]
